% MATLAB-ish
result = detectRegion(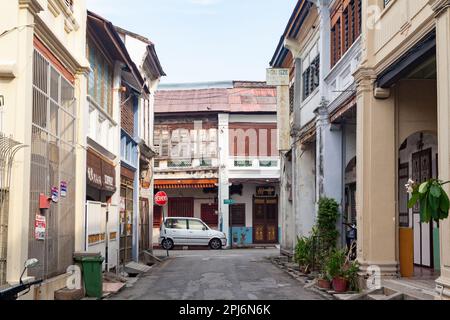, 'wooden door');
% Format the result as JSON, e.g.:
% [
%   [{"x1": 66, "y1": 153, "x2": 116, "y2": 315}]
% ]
[
  {"x1": 253, "y1": 197, "x2": 278, "y2": 244},
  {"x1": 201, "y1": 203, "x2": 218, "y2": 228},
  {"x1": 120, "y1": 183, "x2": 134, "y2": 264},
  {"x1": 139, "y1": 198, "x2": 150, "y2": 260},
  {"x1": 412, "y1": 149, "x2": 434, "y2": 268}
]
